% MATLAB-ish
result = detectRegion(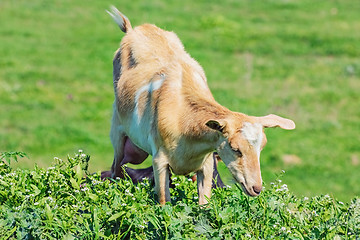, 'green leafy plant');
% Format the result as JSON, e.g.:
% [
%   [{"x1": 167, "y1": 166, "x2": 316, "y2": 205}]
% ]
[
  {"x1": 0, "y1": 151, "x2": 27, "y2": 174},
  {"x1": 0, "y1": 152, "x2": 358, "y2": 239}
]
